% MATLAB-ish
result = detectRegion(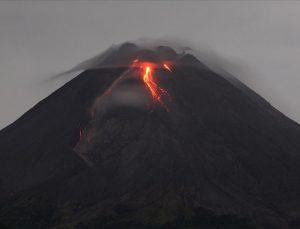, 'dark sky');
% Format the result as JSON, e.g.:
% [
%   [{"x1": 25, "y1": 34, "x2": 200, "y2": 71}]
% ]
[{"x1": 1, "y1": 1, "x2": 300, "y2": 129}]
